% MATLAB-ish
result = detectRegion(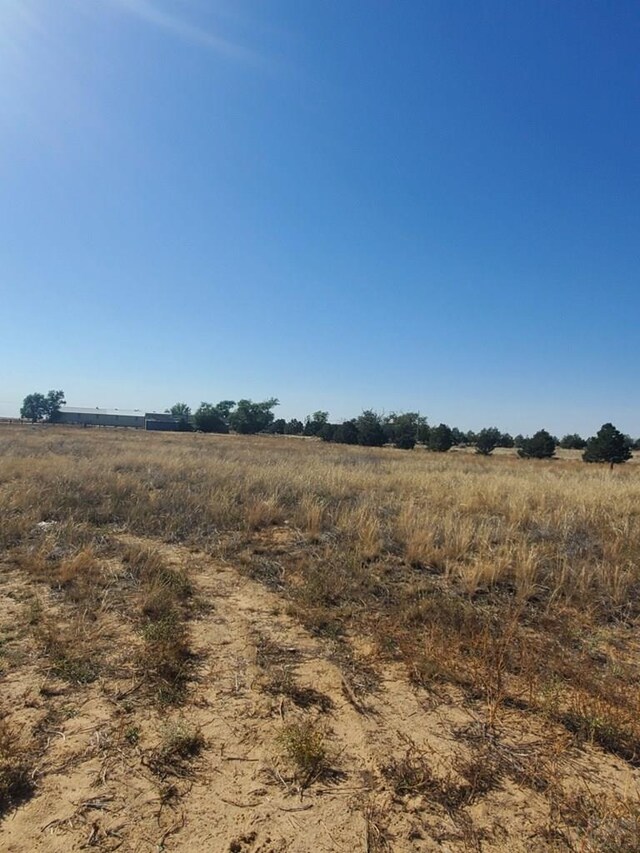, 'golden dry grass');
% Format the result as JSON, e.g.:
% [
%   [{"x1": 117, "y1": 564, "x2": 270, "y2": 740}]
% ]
[{"x1": 1, "y1": 423, "x2": 639, "y2": 849}]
